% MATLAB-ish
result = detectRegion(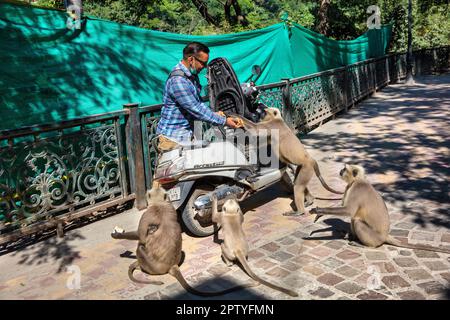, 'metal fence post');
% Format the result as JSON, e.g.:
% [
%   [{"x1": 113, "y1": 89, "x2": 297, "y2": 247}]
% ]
[
  {"x1": 343, "y1": 66, "x2": 349, "y2": 112},
  {"x1": 281, "y1": 78, "x2": 294, "y2": 129},
  {"x1": 383, "y1": 57, "x2": 388, "y2": 86},
  {"x1": 386, "y1": 55, "x2": 392, "y2": 84},
  {"x1": 140, "y1": 114, "x2": 152, "y2": 191},
  {"x1": 432, "y1": 48, "x2": 437, "y2": 74},
  {"x1": 395, "y1": 53, "x2": 400, "y2": 82},
  {"x1": 371, "y1": 60, "x2": 377, "y2": 93},
  {"x1": 124, "y1": 103, "x2": 147, "y2": 210}
]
